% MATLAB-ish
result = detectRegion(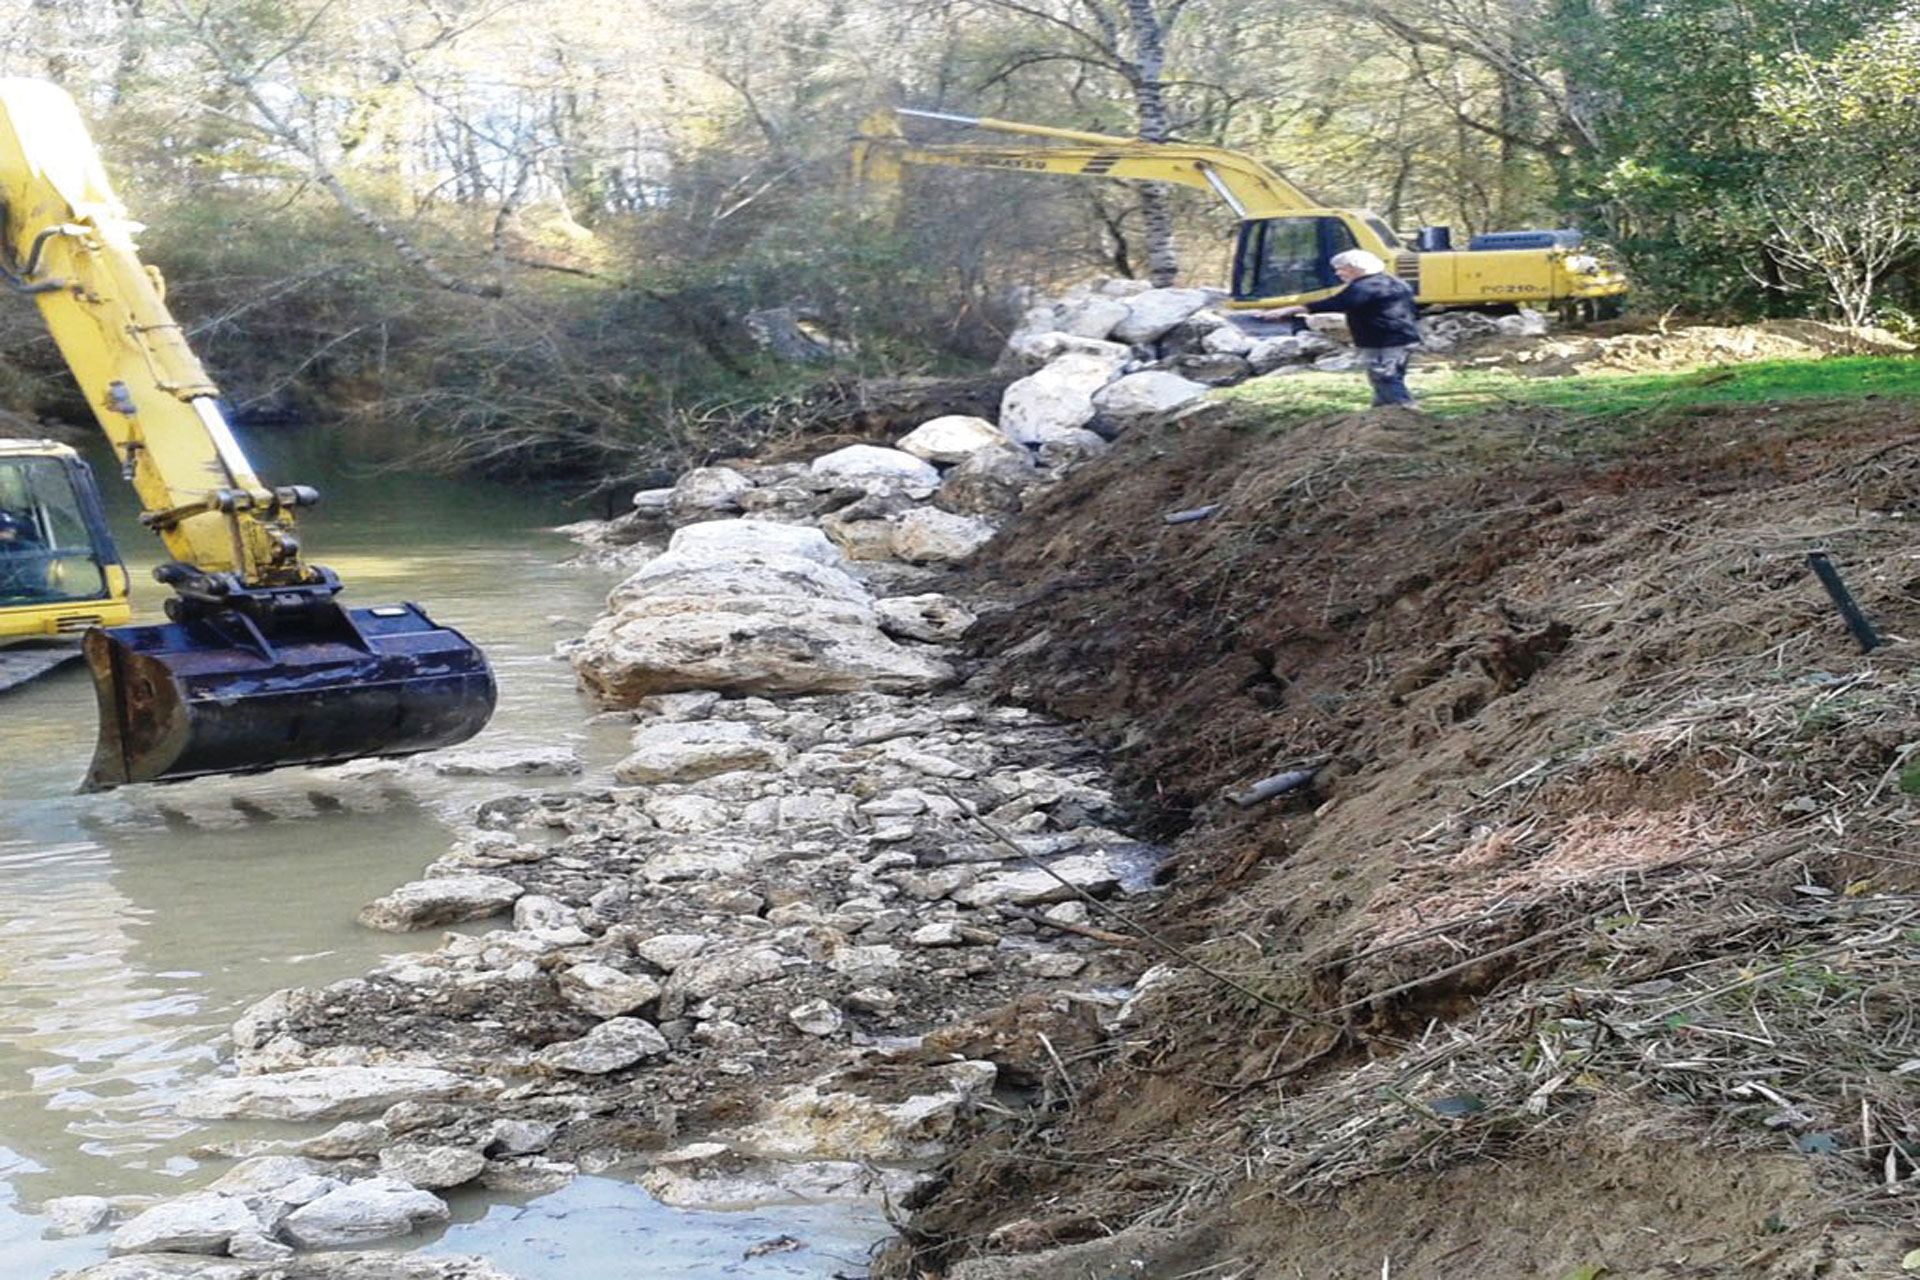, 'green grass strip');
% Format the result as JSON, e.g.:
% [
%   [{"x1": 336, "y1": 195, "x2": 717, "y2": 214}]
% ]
[{"x1": 1220, "y1": 355, "x2": 1920, "y2": 423}]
